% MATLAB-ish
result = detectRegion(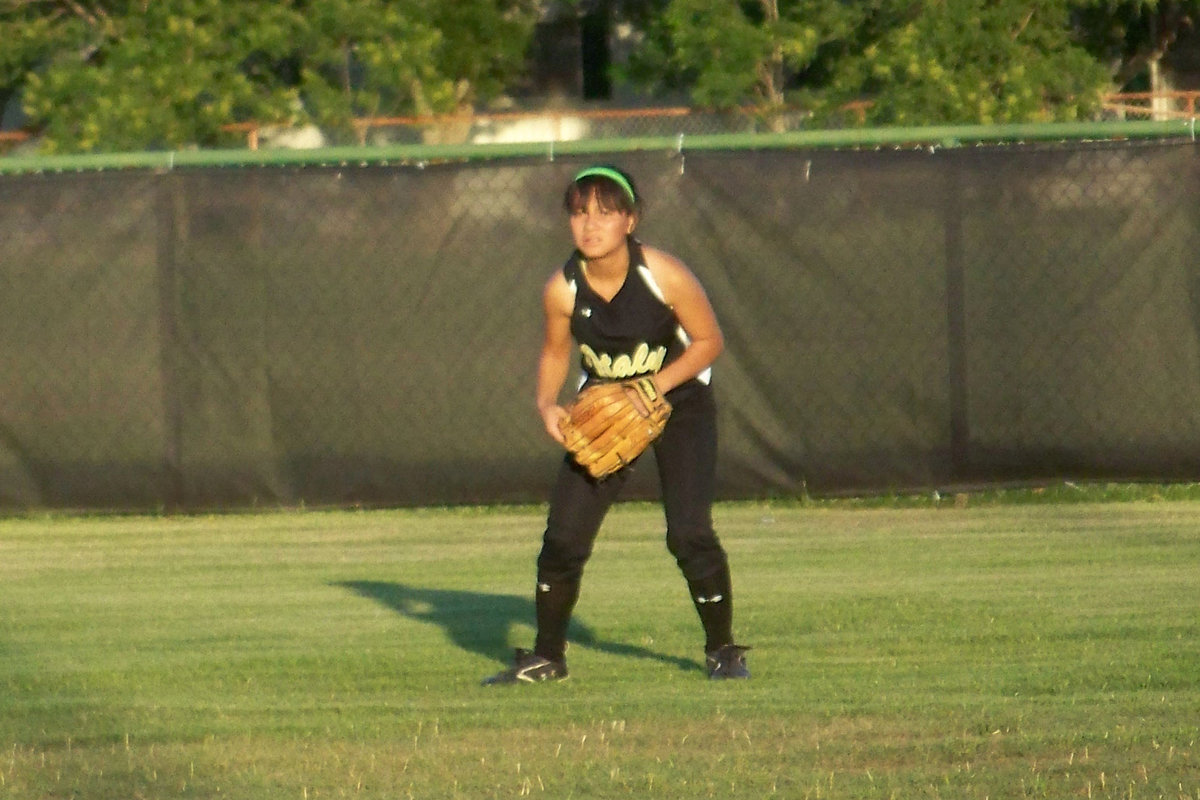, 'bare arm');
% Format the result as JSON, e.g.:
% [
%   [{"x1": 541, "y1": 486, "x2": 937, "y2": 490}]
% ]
[
  {"x1": 642, "y1": 246, "x2": 725, "y2": 394},
  {"x1": 536, "y1": 271, "x2": 576, "y2": 444}
]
